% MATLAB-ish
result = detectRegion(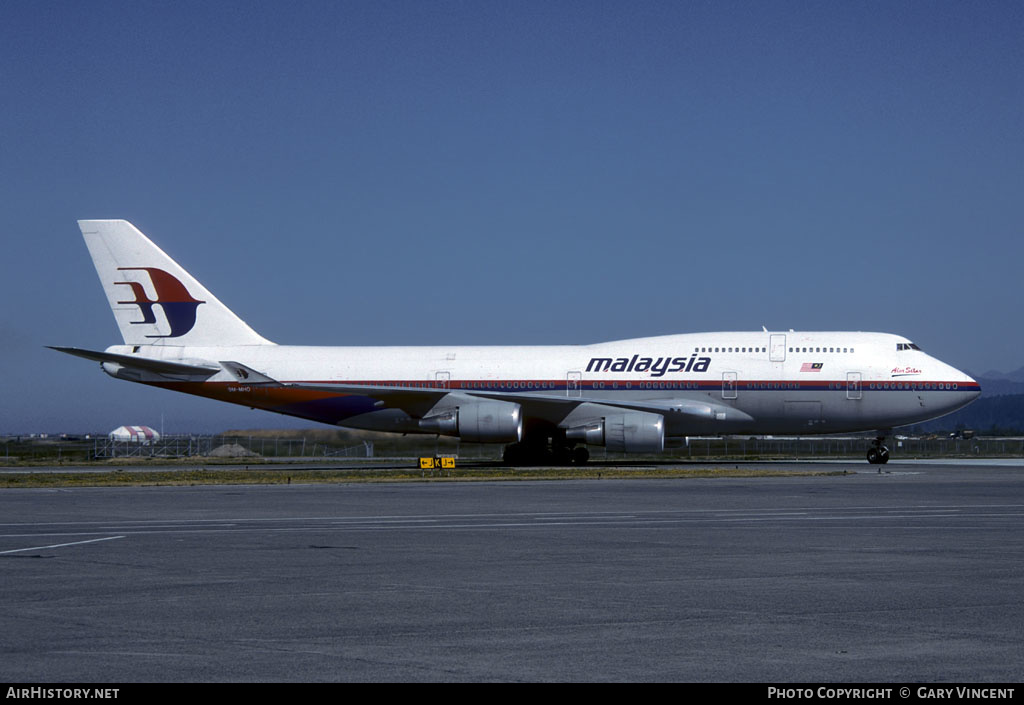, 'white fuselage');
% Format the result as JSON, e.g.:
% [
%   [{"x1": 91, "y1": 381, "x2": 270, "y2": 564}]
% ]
[{"x1": 104, "y1": 330, "x2": 979, "y2": 438}]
